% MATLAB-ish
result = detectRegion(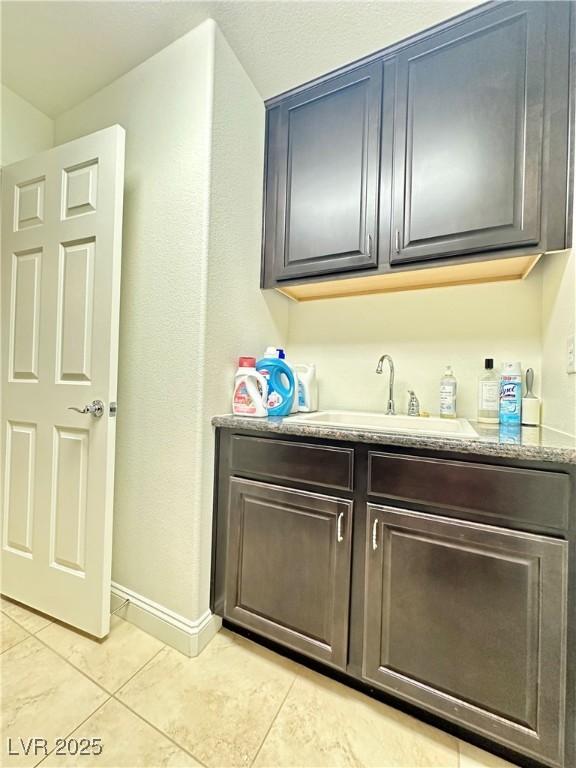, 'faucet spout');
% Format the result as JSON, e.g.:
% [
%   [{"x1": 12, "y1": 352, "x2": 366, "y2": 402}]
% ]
[{"x1": 376, "y1": 354, "x2": 395, "y2": 415}]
